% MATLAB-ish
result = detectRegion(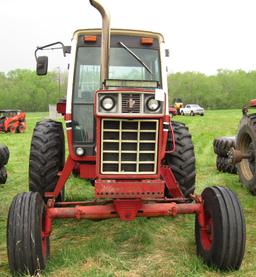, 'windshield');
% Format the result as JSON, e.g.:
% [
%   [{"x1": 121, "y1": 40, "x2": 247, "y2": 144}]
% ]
[{"x1": 74, "y1": 46, "x2": 161, "y2": 100}]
